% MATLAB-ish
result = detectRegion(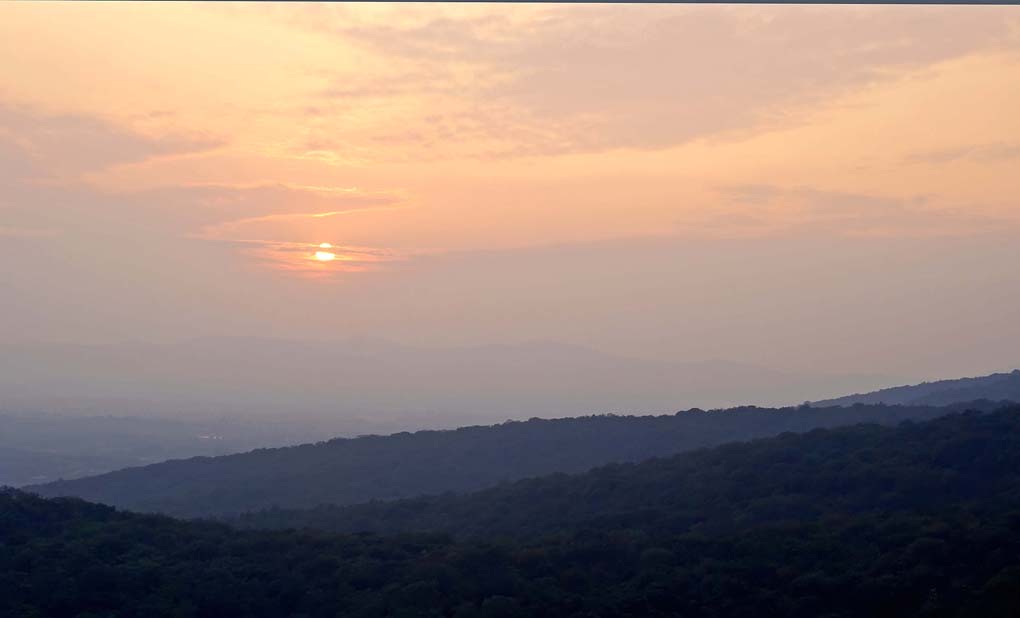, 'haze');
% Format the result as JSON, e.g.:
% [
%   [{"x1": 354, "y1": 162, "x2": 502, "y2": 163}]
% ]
[{"x1": 2, "y1": 3, "x2": 1019, "y2": 426}]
